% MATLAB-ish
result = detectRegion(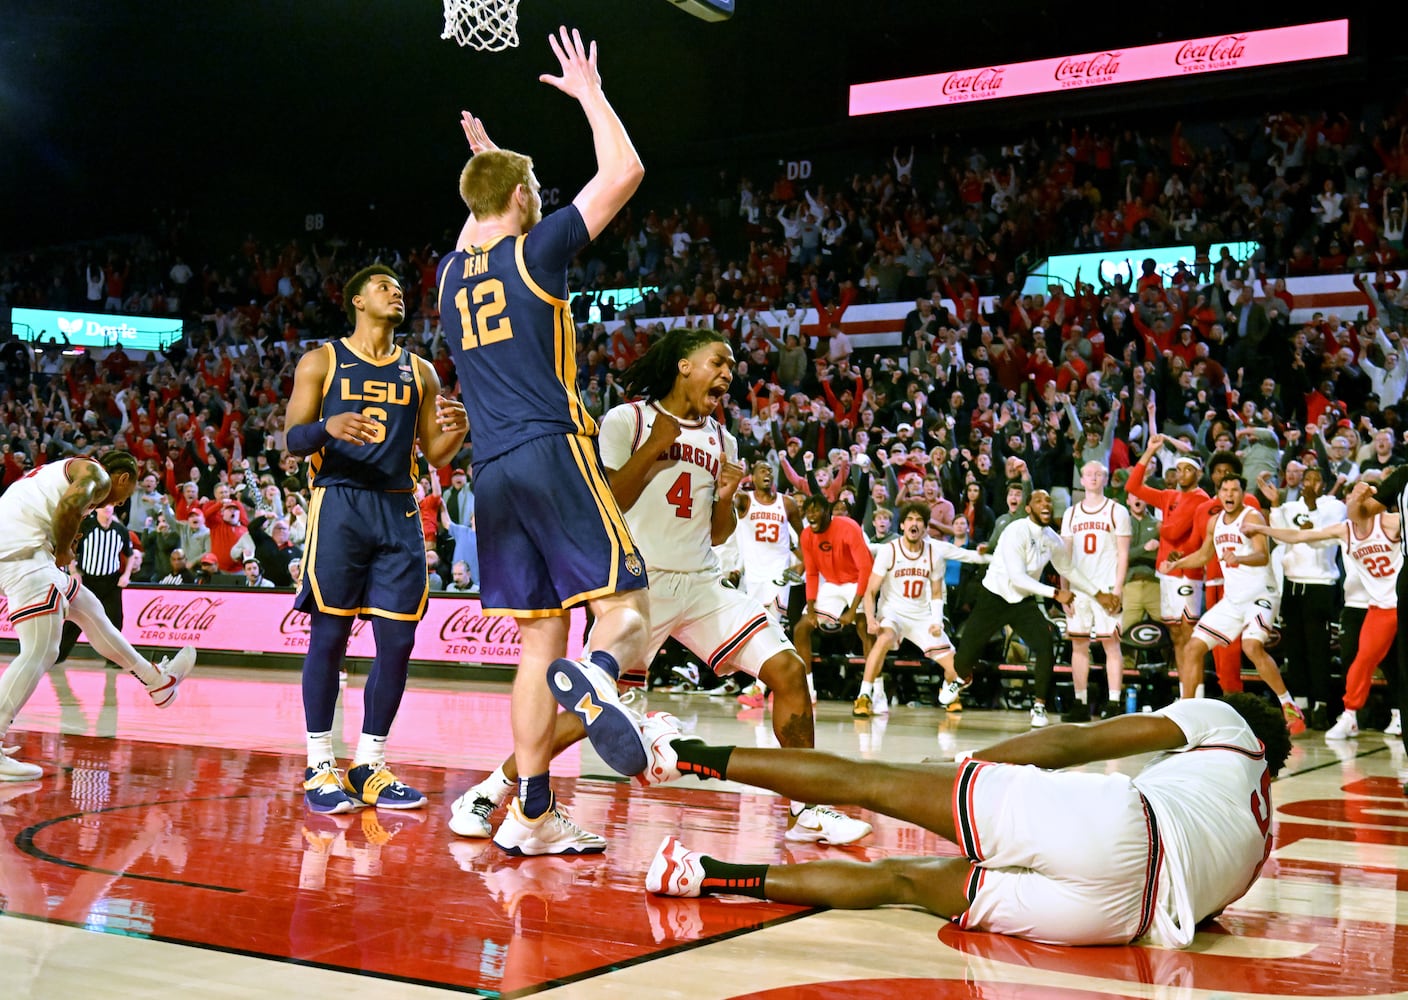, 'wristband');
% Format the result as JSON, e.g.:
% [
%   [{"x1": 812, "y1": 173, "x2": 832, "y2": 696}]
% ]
[{"x1": 286, "y1": 419, "x2": 332, "y2": 456}]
